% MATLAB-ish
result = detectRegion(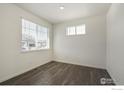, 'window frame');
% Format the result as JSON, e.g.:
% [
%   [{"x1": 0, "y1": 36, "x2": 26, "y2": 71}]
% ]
[
  {"x1": 21, "y1": 18, "x2": 50, "y2": 52},
  {"x1": 66, "y1": 24, "x2": 86, "y2": 36}
]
